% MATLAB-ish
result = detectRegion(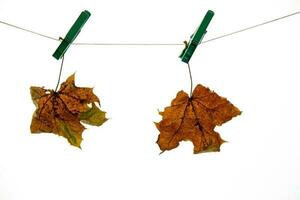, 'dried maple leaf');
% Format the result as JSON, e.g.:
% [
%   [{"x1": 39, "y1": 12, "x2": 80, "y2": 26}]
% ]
[
  {"x1": 156, "y1": 84, "x2": 241, "y2": 154},
  {"x1": 30, "y1": 74, "x2": 107, "y2": 148}
]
